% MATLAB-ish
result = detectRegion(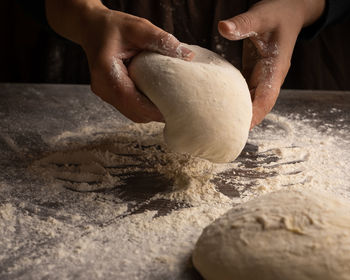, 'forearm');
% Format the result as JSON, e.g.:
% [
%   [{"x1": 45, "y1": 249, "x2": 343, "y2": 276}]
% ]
[{"x1": 45, "y1": 0, "x2": 106, "y2": 45}]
